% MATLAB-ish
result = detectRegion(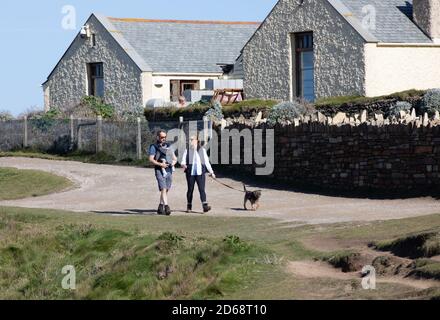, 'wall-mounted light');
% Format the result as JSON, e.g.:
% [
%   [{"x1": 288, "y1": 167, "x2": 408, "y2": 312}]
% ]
[
  {"x1": 80, "y1": 24, "x2": 91, "y2": 39},
  {"x1": 154, "y1": 84, "x2": 164, "y2": 88}
]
